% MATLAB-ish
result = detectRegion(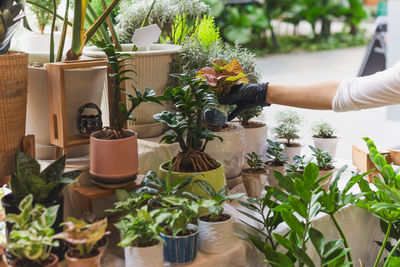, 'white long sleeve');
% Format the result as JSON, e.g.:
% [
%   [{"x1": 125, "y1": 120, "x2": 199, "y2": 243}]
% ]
[{"x1": 332, "y1": 61, "x2": 400, "y2": 112}]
